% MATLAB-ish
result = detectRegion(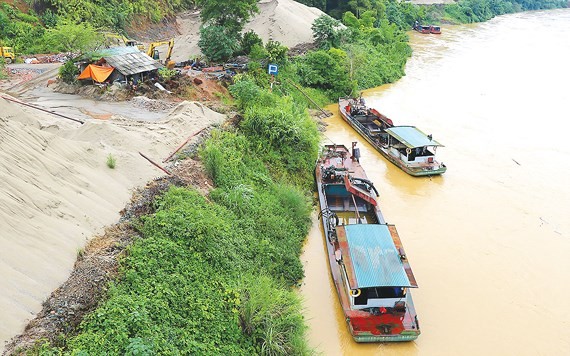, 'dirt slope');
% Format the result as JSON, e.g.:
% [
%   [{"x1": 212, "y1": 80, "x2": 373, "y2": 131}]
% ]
[{"x1": 0, "y1": 96, "x2": 225, "y2": 351}]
